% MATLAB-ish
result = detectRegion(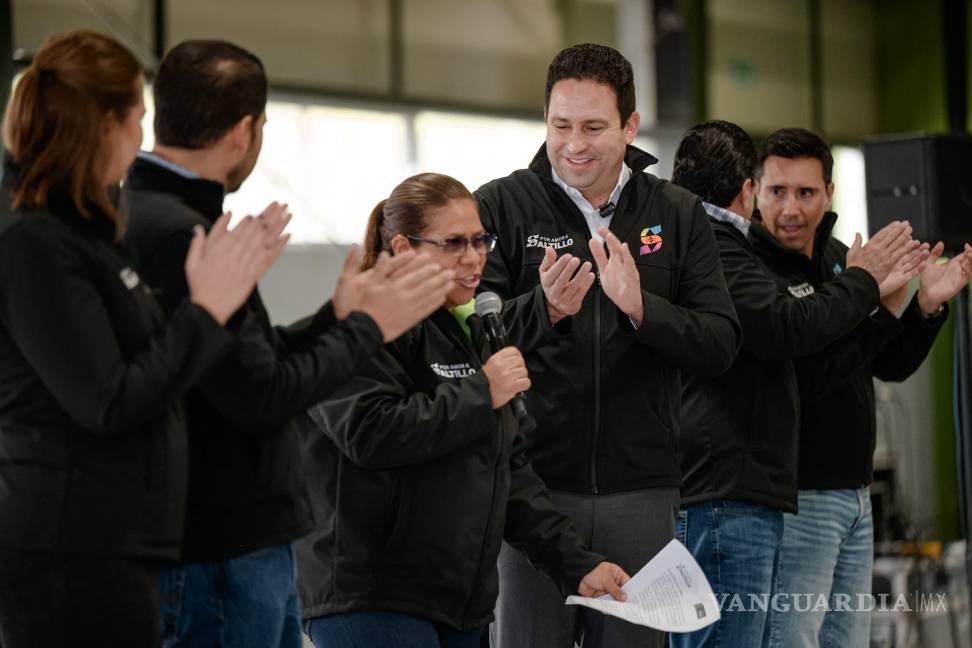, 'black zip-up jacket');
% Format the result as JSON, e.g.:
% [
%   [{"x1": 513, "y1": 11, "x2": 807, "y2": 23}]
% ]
[
  {"x1": 124, "y1": 157, "x2": 384, "y2": 561},
  {"x1": 296, "y1": 309, "x2": 604, "y2": 630},
  {"x1": 751, "y1": 211, "x2": 947, "y2": 489},
  {"x1": 0, "y1": 159, "x2": 232, "y2": 559},
  {"x1": 475, "y1": 144, "x2": 741, "y2": 494},
  {"x1": 680, "y1": 212, "x2": 880, "y2": 512}
]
